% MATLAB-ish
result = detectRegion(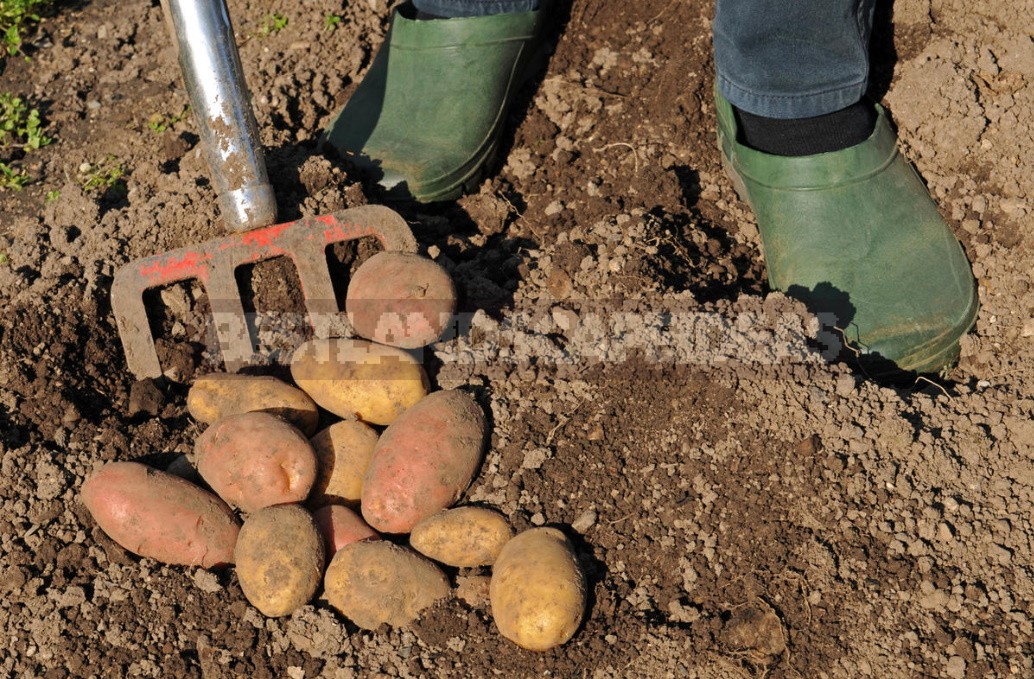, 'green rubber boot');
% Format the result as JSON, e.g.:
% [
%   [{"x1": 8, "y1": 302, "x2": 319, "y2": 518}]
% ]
[
  {"x1": 322, "y1": 2, "x2": 545, "y2": 203},
  {"x1": 716, "y1": 92, "x2": 979, "y2": 375}
]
